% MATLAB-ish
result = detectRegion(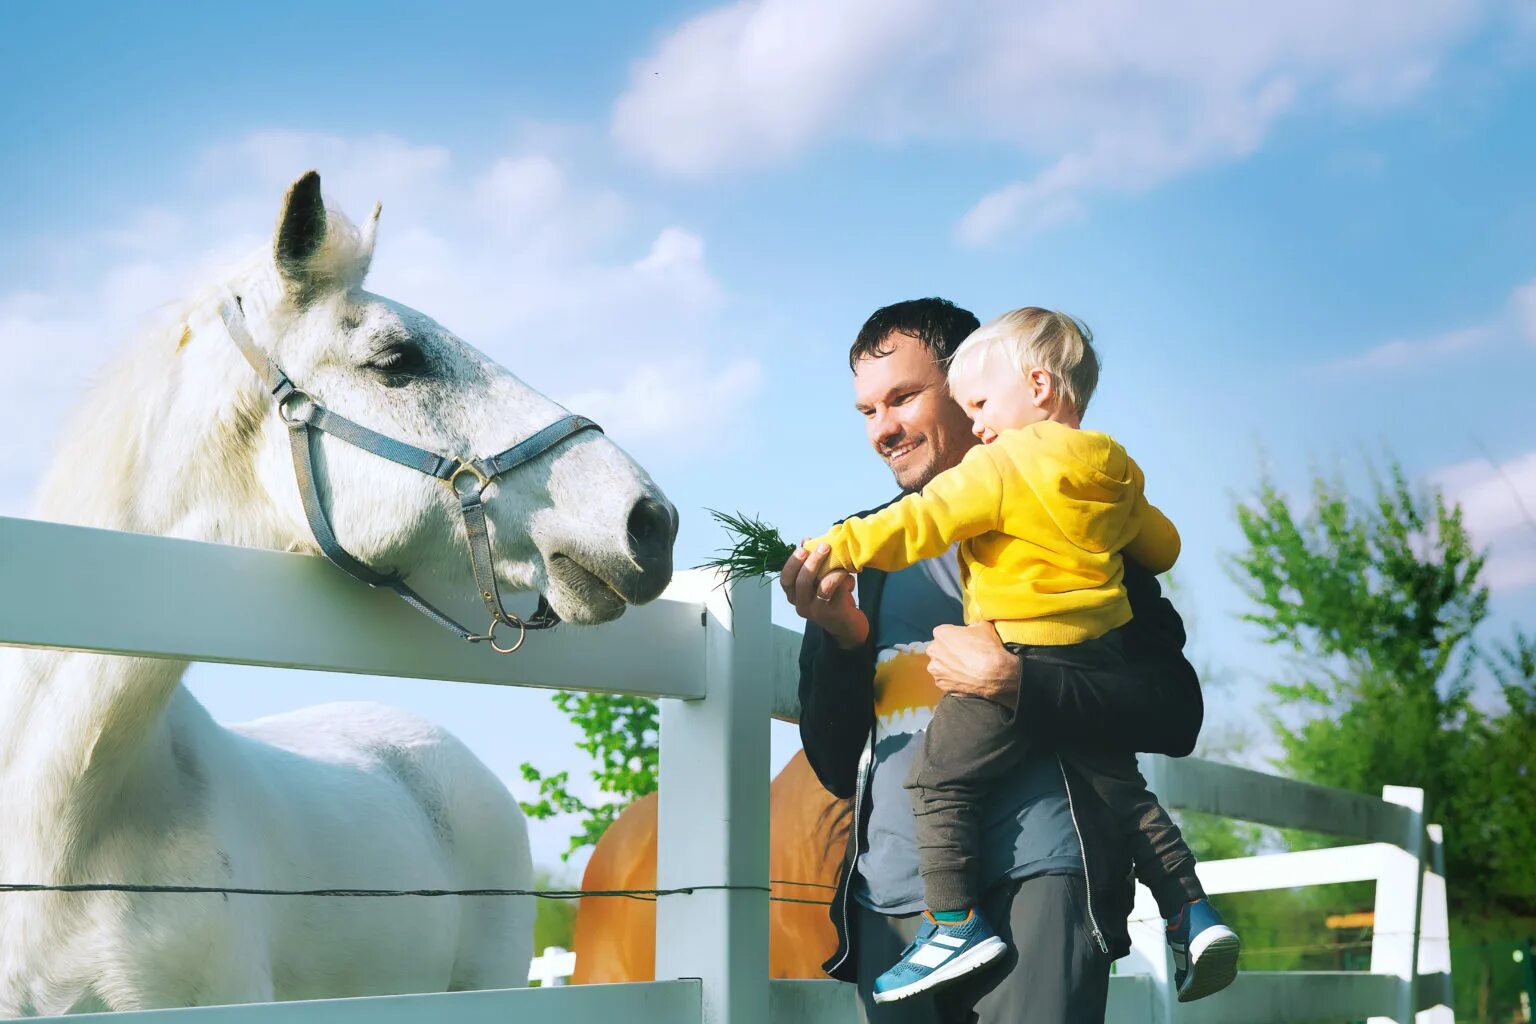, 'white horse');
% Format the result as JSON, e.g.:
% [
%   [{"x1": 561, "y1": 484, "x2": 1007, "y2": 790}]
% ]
[{"x1": 0, "y1": 171, "x2": 678, "y2": 1016}]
